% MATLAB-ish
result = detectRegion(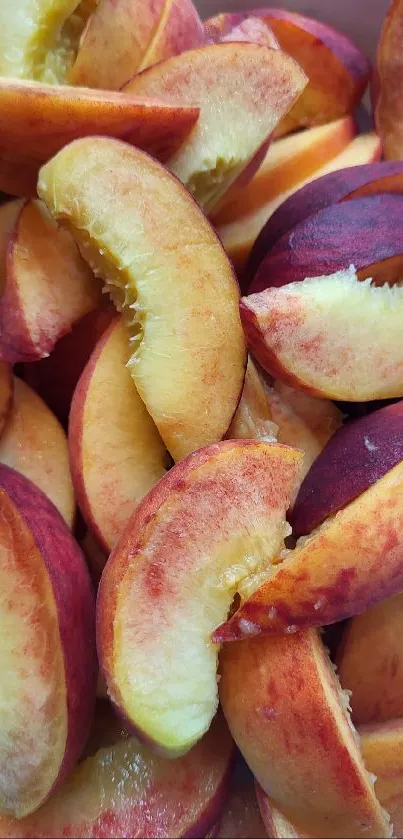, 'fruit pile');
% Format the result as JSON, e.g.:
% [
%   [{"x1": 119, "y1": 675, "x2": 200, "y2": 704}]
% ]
[{"x1": 1, "y1": 0, "x2": 403, "y2": 836}]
